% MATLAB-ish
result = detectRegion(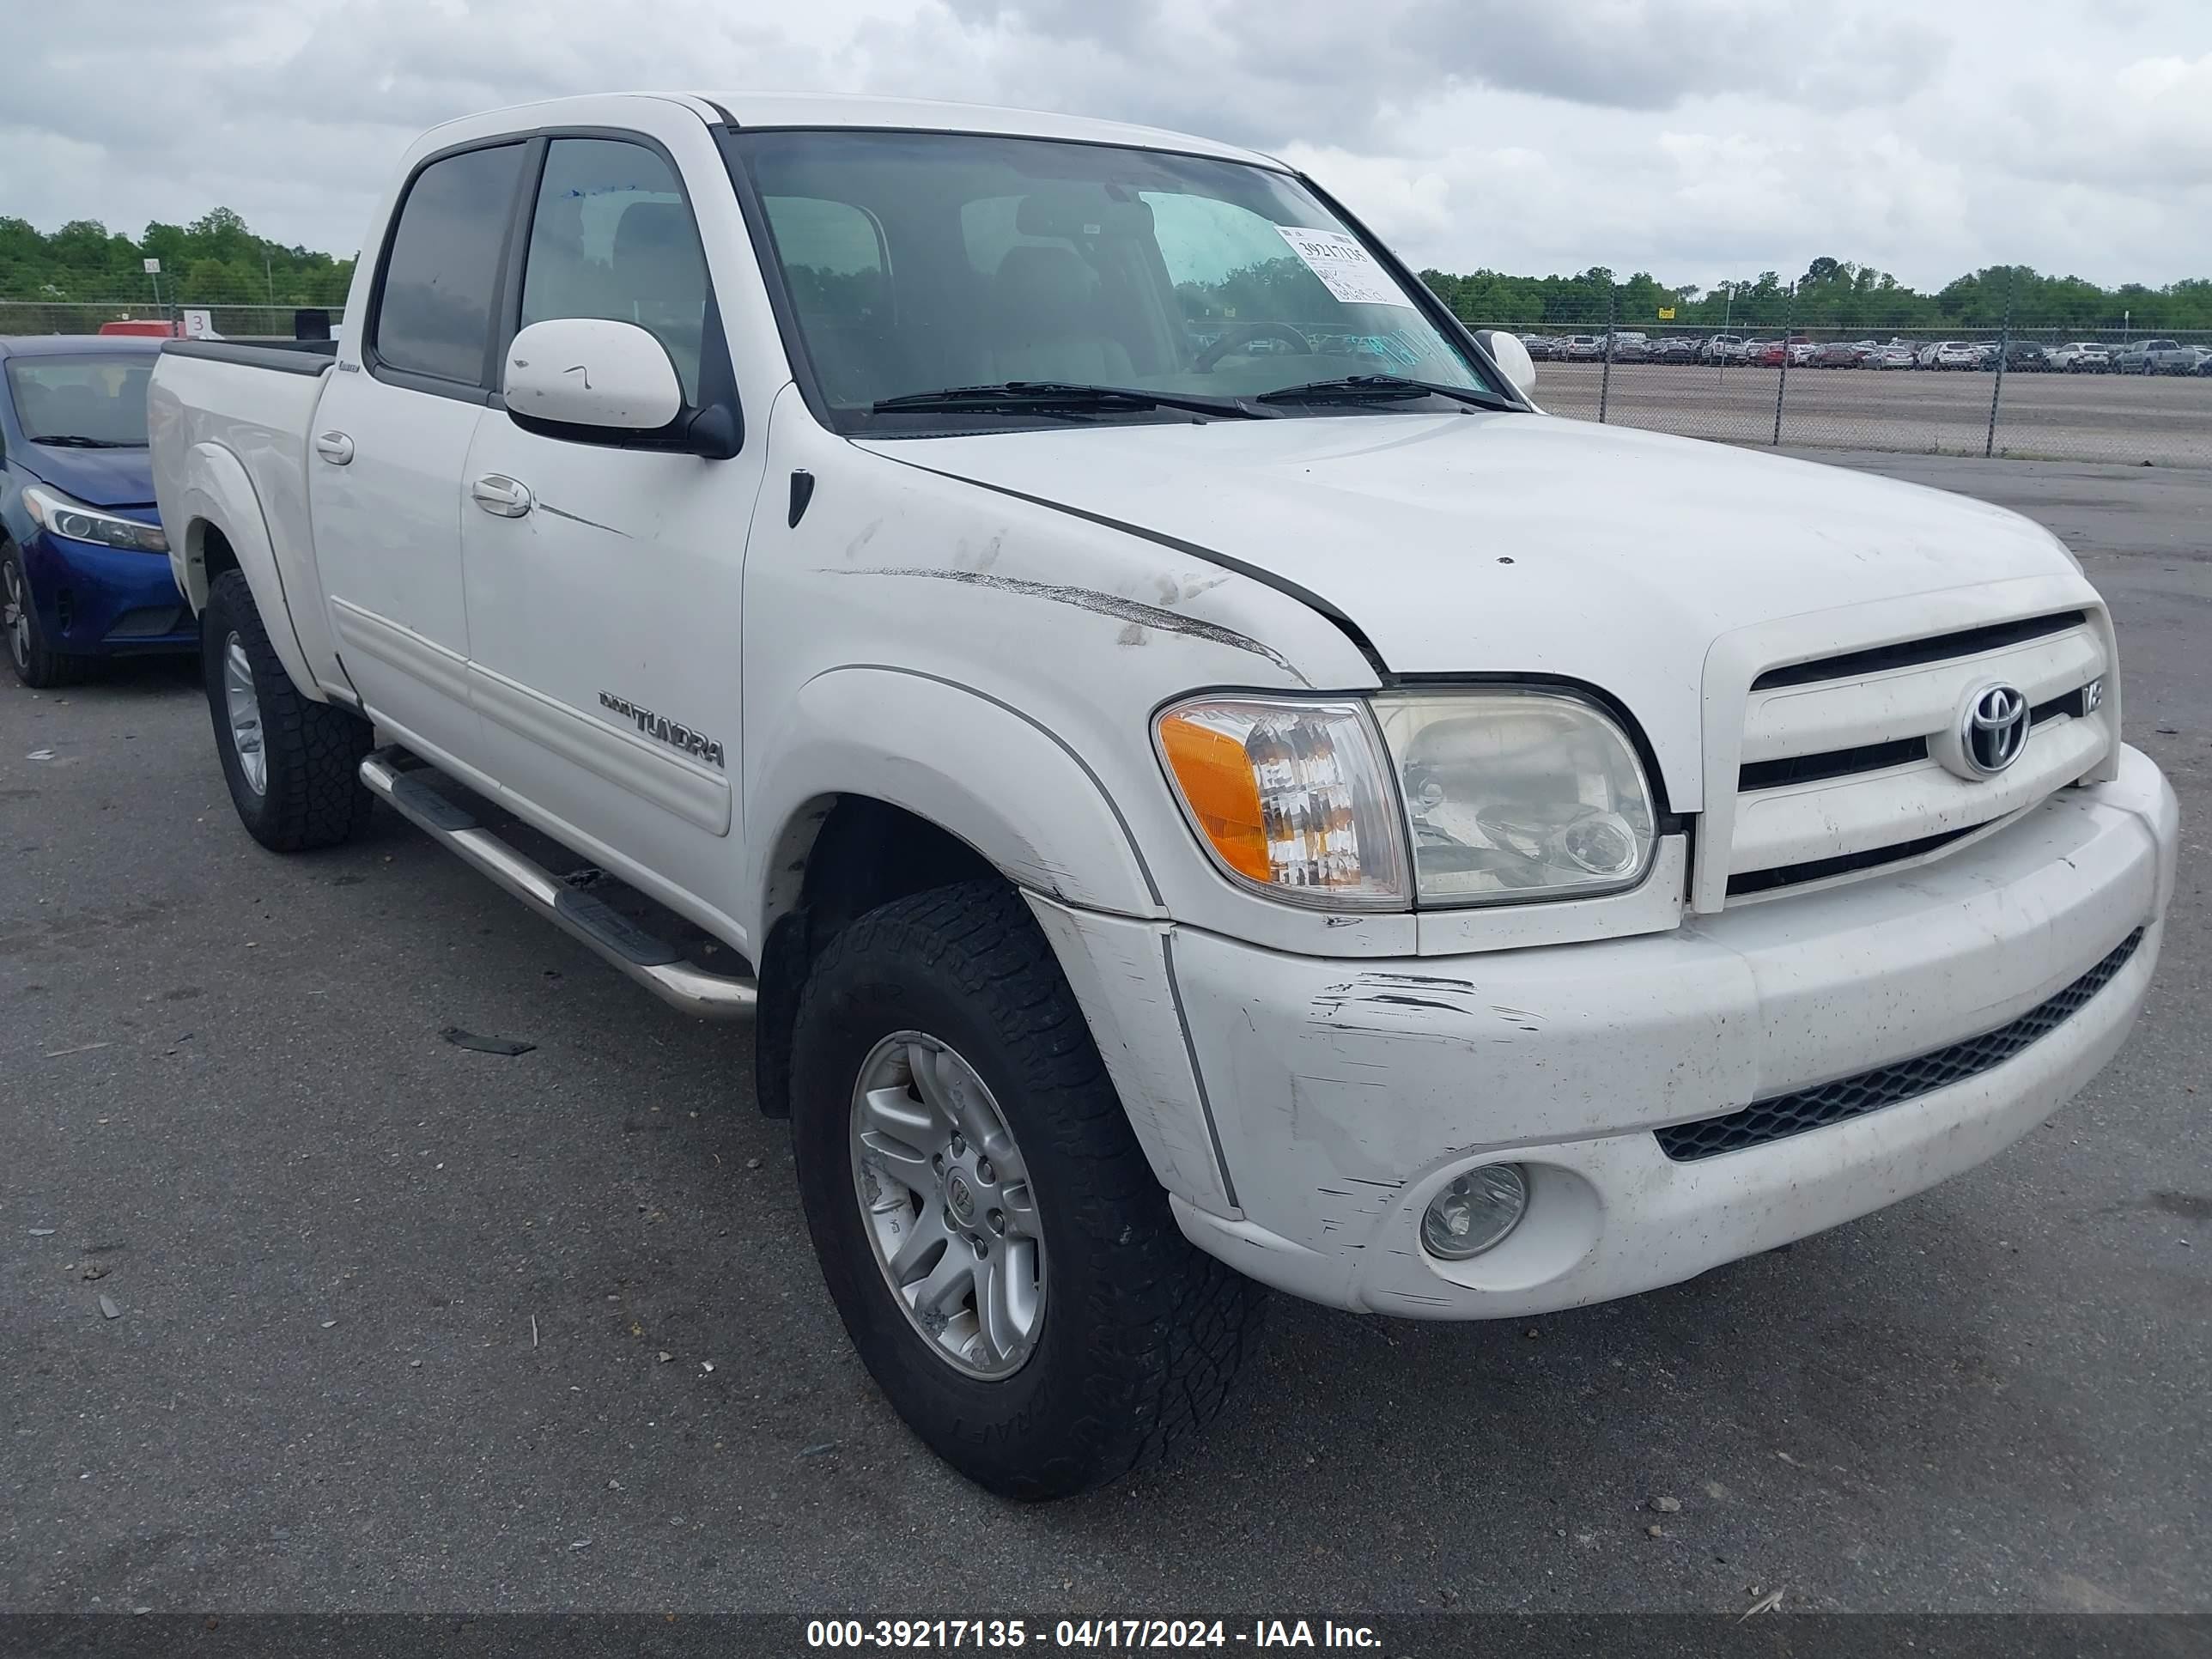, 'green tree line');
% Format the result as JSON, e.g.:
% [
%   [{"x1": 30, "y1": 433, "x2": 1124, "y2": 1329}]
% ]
[
  {"x1": 8, "y1": 210, "x2": 2209, "y2": 336},
  {"x1": 1418, "y1": 257, "x2": 2212, "y2": 333},
  {"x1": 0, "y1": 209, "x2": 355, "y2": 307}
]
